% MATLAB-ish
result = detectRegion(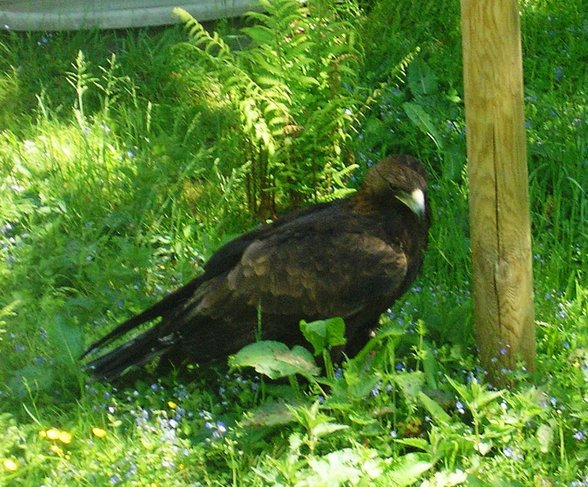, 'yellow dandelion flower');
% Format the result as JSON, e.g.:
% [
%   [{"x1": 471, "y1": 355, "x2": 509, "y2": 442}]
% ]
[
  {"x1": 3, "y1": 458, "x2": 18, "y2": 472},
  {"x1": 58, "y1": 430, "x2": 72, "y2": 444},
  {"x1": 45, "y1": 428, "x2": 60, "y2": 440},
  {"x1": 41, "y1": 428, "x2": 72, "y2": 444},
  {"x1": 92, "y1": 427, "x2": 107, "y2": 438},
  {"x1": 167, "y1": 401, "x2": 177, "y2": 409}
]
